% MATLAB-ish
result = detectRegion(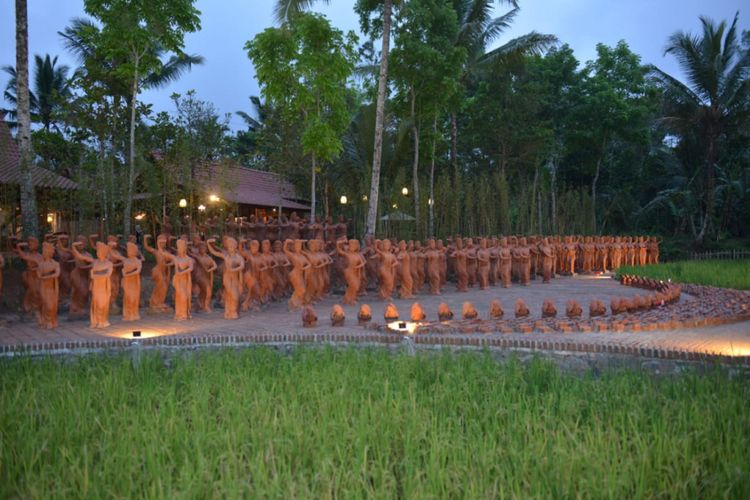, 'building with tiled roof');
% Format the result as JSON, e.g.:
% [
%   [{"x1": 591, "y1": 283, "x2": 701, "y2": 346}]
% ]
[{"x1": 202, "y1": 162, "x2": 310, "y2": 219}]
